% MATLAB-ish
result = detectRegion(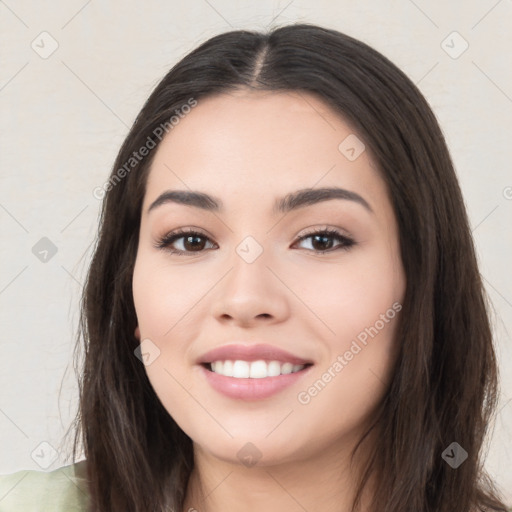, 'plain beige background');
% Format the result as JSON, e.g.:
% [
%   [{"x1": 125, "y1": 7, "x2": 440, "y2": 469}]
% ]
[{"x1": 0, "y1": 0, "x2": 511, "y2": 502}]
